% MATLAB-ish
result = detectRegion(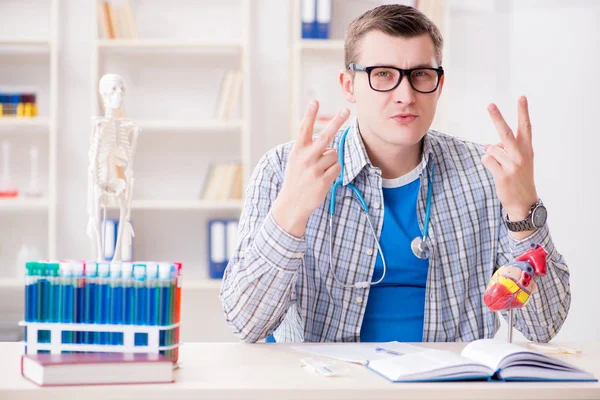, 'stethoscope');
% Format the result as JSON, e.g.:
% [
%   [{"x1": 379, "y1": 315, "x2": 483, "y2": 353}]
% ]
[{"x1": 326, "y1": 125, "x2": 434, "y2": 290}]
